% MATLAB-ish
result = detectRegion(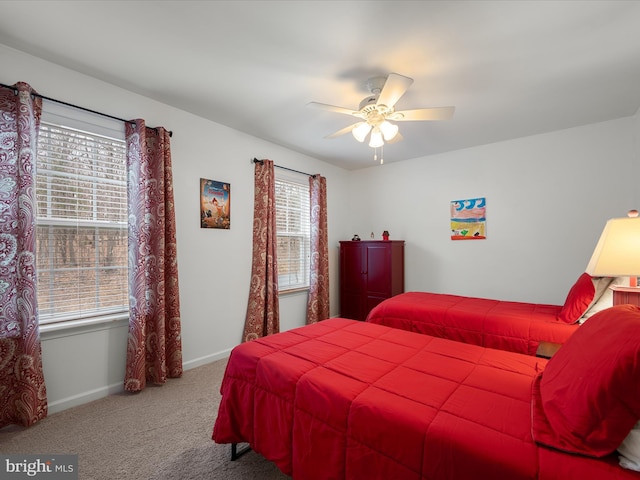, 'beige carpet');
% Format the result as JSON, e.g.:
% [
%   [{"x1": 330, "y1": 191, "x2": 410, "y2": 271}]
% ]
[{"x1": 0, "y1": 358, "x2": 290, "y2": 480}]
